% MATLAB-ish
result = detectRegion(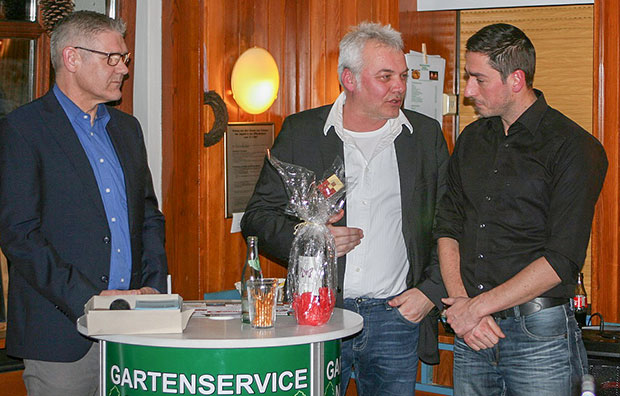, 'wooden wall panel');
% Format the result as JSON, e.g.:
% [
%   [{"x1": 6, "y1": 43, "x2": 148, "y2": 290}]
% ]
[
  {"x1": 202, "y1": 0, "x2": 233, "y2": 298},
  {"x1": 162, "y1": 1, "x2": 202, "y2": 298},
  {"x1": 283, "y1": 0, "x2": 297, "y2": 117},
  {"x1": 117, "y1": 0, "x2": 135, "y2": 114},
  {"x1": 310, "y1": 0, "x2": 326, "y2": 108},
  {"x1": 326, "y1": 4, "x2": 343, "y2": 104},
  {"x1": 592, "y1": 0, "x2": 620, "y2": 323},
  {"x1": 163, "y1": 0, "x2": 400, "y2": 299}
]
